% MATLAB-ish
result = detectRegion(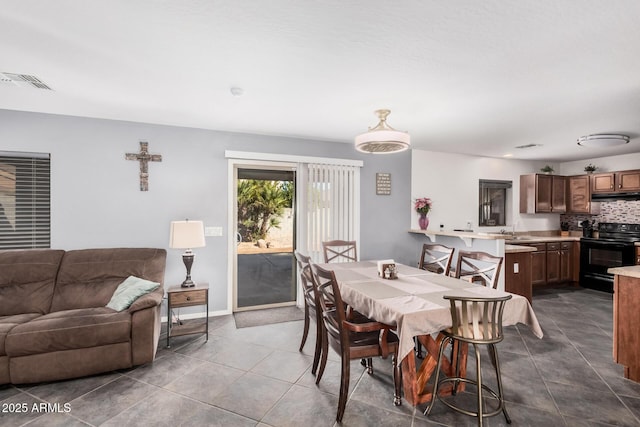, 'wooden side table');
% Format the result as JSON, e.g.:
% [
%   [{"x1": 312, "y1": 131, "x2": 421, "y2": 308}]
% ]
[{"x1": 166, "y1": 282, "x2": 209, "y2": 348}]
